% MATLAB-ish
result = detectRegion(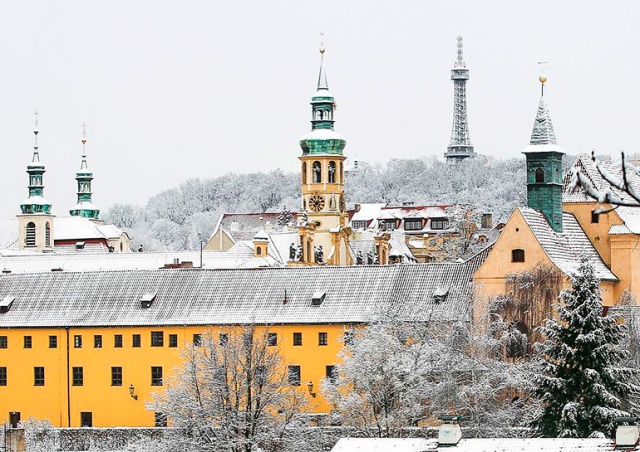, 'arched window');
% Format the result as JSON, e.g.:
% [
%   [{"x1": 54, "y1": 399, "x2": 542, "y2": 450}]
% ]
[
  {"x1": 338, "y1": 161, "x2": 342, "y2": 184},
  {"x1": 535, "y1": 167, "x2": 544, "y2": 183},
  {"x1": 25, "y1": 222, "x2": 36, "y2": 247},
  {"x1": 120, "y1": 242, "x2": 123, "y2": 252},
  {"x1": 512, "y1": 249, "x2": 525, "y2": 262},
  {"x1": 256, "y1": 247, "x2": 262, "y2": 256},
  {"x1": 313, "y1": 161, "x2": 322, "y2": 183},
  {"x1": 45, "y1": 222, "x2": 51, "y2": 247},
  {"x1": 328, "y1": 161, "x2": 336, "y2": 183},
  {"x1": 302, "y1": 162, "x2": 307, "y2": 184}
]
